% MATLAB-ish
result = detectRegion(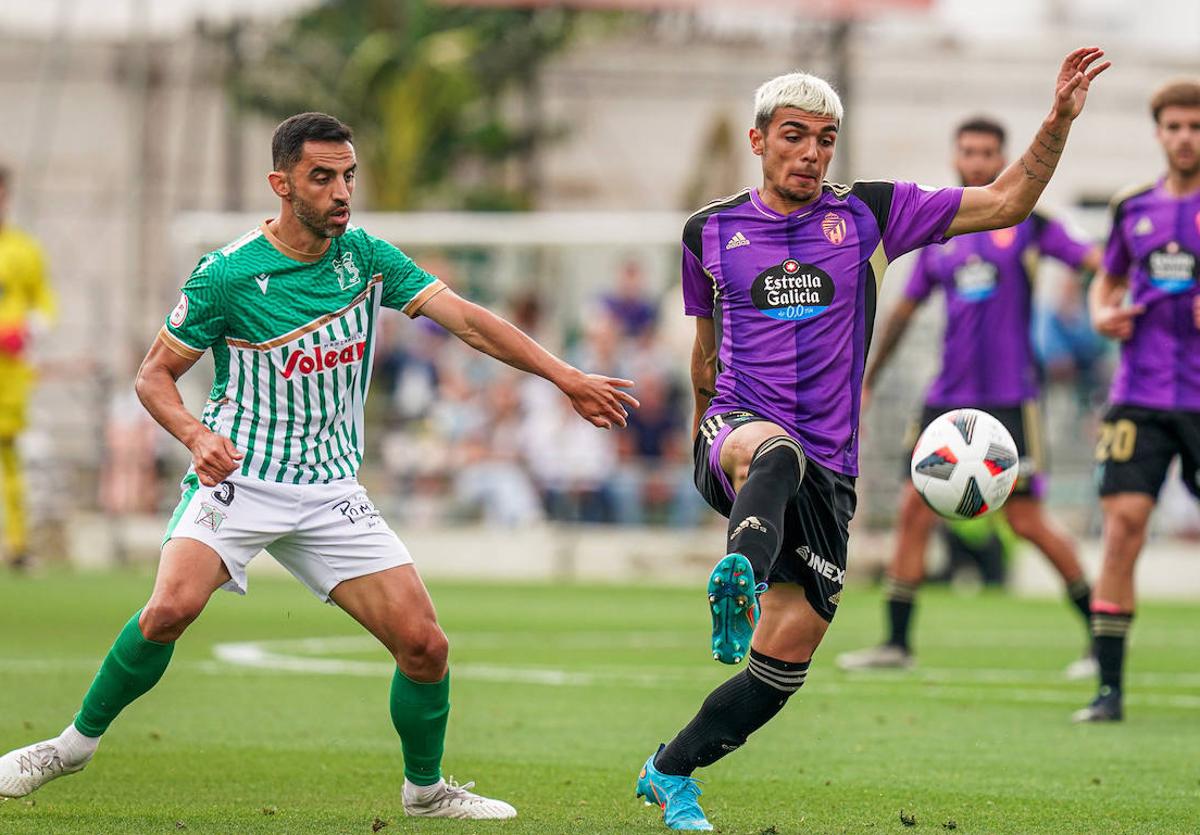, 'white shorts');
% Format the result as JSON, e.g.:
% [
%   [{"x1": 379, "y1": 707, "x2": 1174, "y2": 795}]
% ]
[{"x1": 164, "y1": 471, "x2": 413, "y2": 601}]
